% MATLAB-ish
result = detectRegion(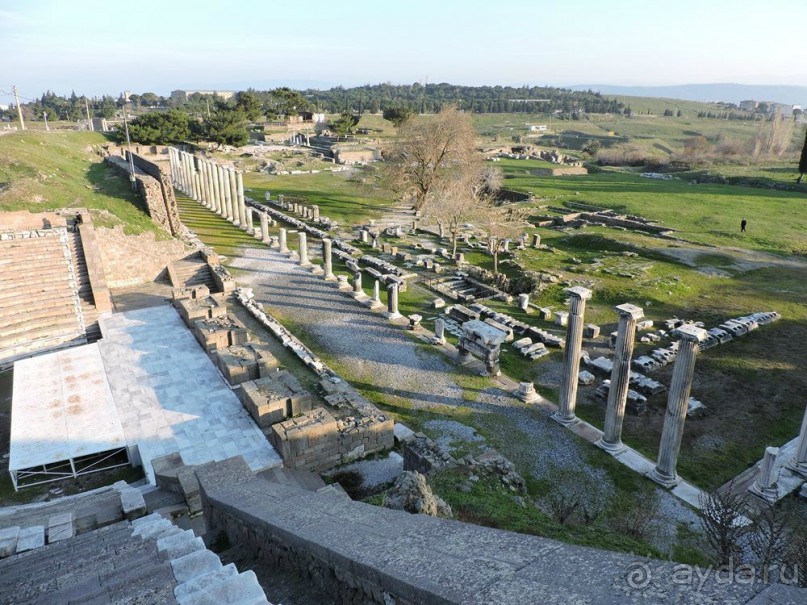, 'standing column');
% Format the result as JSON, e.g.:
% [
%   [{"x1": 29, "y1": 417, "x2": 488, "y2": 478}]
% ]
[
  {"x1": 244, "y1": 207, "x2": 254, "y2": 235},
  {"x1": 259, "y1": 212, "x2": 269, "y2": 243},
  {"x1": 749, "y1": 447, "x2": 780, "y2": 502},
  {"x1": 217, "y1": 165, "x2": 228, "y2": 216},
  {"x1": 168, "y1": 149, "x2": 177, "y2": 187},
  {"x1": 190, "y1": 156, "x2": 199, "y2": 201},
  {"x1": 203, "y1": 161, "x2": 213, "y2": 208},
  {"x1": 198, "y1": 160, "x2": 208, "y2": 207},
  {"x1": 787, "y1": 405, "x2": 807, "y2": 477},
  {"x1": 279, "y1": 228, "x2": 288, "y2": 254},
  {"x1": 207, "y1": 162, "x2": 218, "y2": 213},
  {"x1": 552, "y1": 286, "x2": 592, "y2": 426},
  {"x1": 372, "y1": 280, "x2": 381, "y2": 305},
  {"x1": 228, "y1": 168, "x2": 240, "y2": 226},
  {"x1": 298, "y1": 232, "x2": 311, "y2": 266},
  {"x1": 353, "y1": 271, "x2": 363, "y2": 296},
  {"x1": 221, "y1": 166, "x2": 233, "y2": 221},
  {"x1": 387, "y1": 281, "x2": 400, "y2": 318},
  {"x1": 182, "y1": 152, "x2": 192, "y2": 196},
  {"x1": 237, "y1": 171, "x2": 247, "y2": 228},
  {"x1": 597, "y1": 303, "x2": 643, "y2": 453},
  {"x1": 322, "y1": 238, "x2": 336, "y2": 280},
  {"x1": 650, "y1": 325, "x2": 707, "y2": 487},
  {"x1": 312, "y1": 205, "x2": 320, "y2": 221},
  {"x1": 211, "y1": 163, "x2": 223, "y2": 215},
  {"x1": 177, "y1": 151, "x2": 186, "y2": 192}
]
